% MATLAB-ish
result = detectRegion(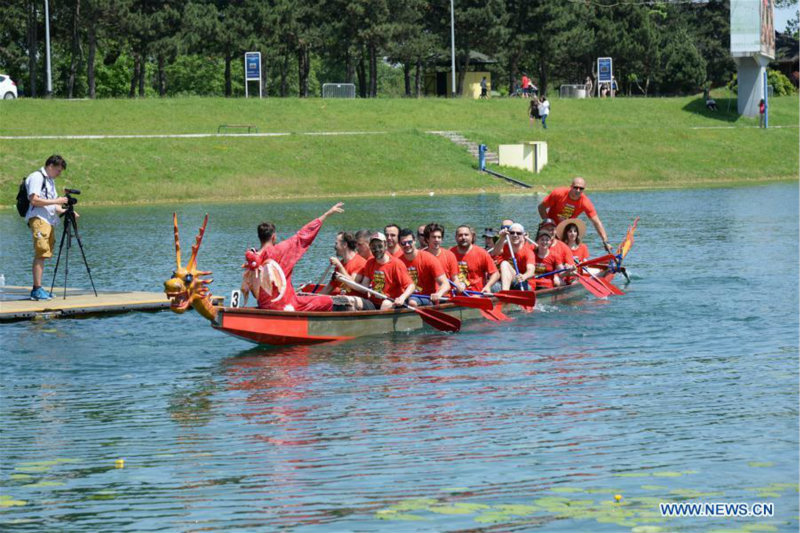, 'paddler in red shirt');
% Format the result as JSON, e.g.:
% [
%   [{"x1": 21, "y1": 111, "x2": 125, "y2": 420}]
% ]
[
  {"x1": 384, "y1": 224, "x2": 404, "y2": 258},
  {"x1": 533, "y1": 230, "x2": 567, "y2": 289},
  {"x1": 320, "y1": 231, "x2": 366, "y2": 296},
  {"x1": 246, "y1": 203, "x2": 343, "y2": 311},
  {"x1": 353, "y1": 232, "x2": 415, "y2": 310},
  {"x1": 424, "y1": 223, "x2": 464, "y2": 292},
  {"x1": 492, "y1": 223, "x2": 536, "y2": 291},
  {"x1": 538, "y1": 177, "x2": 614, "y2": 254},
  {"x1": 397, "y1": 228, "x2": 449, "y2": 305},
  {"x1": 450, "y1": 224, "x2": 500, "y2": 293}
]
